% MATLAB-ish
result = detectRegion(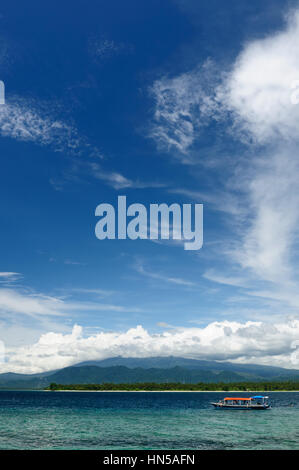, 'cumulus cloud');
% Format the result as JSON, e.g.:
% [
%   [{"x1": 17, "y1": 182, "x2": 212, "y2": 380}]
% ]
[
  {"x1": 218, "y1": 10, "x2": 299, "y2": 144},
  {"x1": 2, "y1": 319, "x2": 299, "y2": 373}
]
